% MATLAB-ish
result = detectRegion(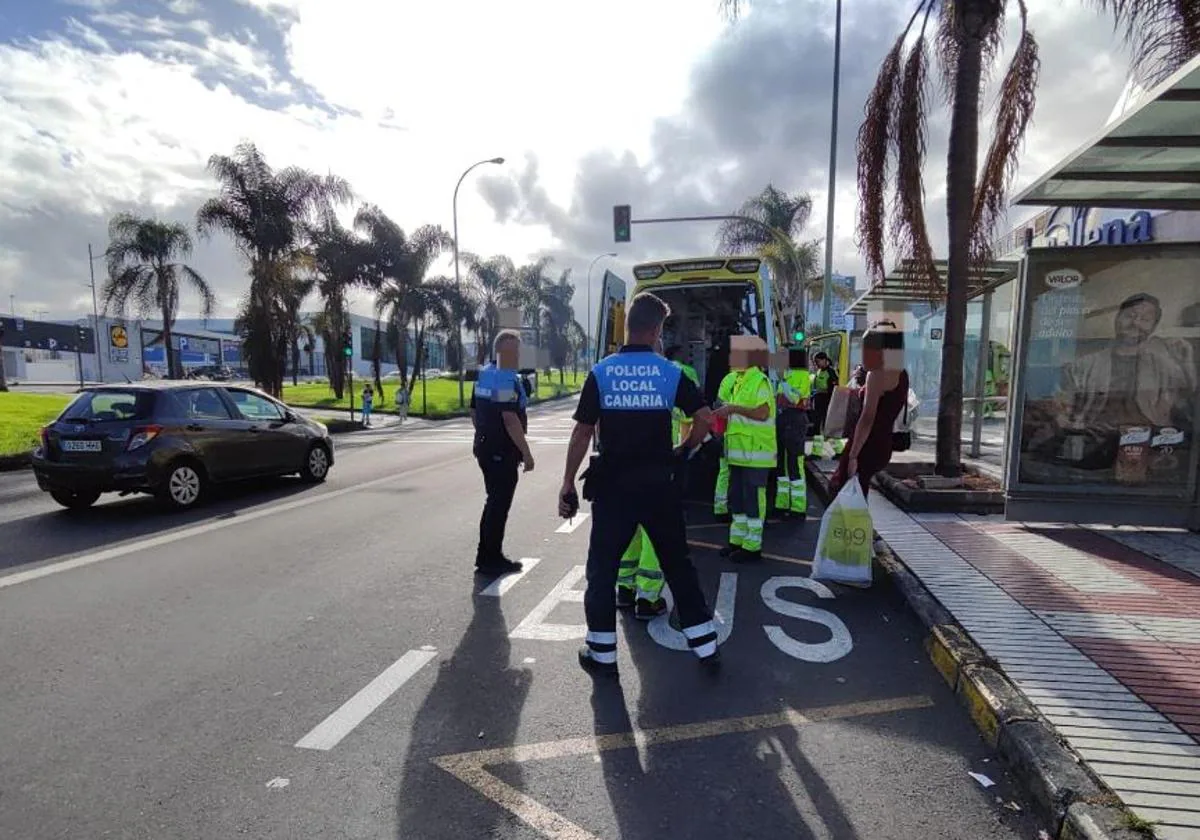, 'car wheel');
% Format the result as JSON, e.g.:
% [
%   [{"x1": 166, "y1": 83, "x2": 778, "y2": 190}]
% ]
[
  {"x1": 158, "y1": 460, "x2": 206, "y2": 510},
  {"x1": 300, "y1": 443, "x2": 331, "y2": 483},
  {"x1": 50, "y1": 489, "x2": 101, "y2": 511}
]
